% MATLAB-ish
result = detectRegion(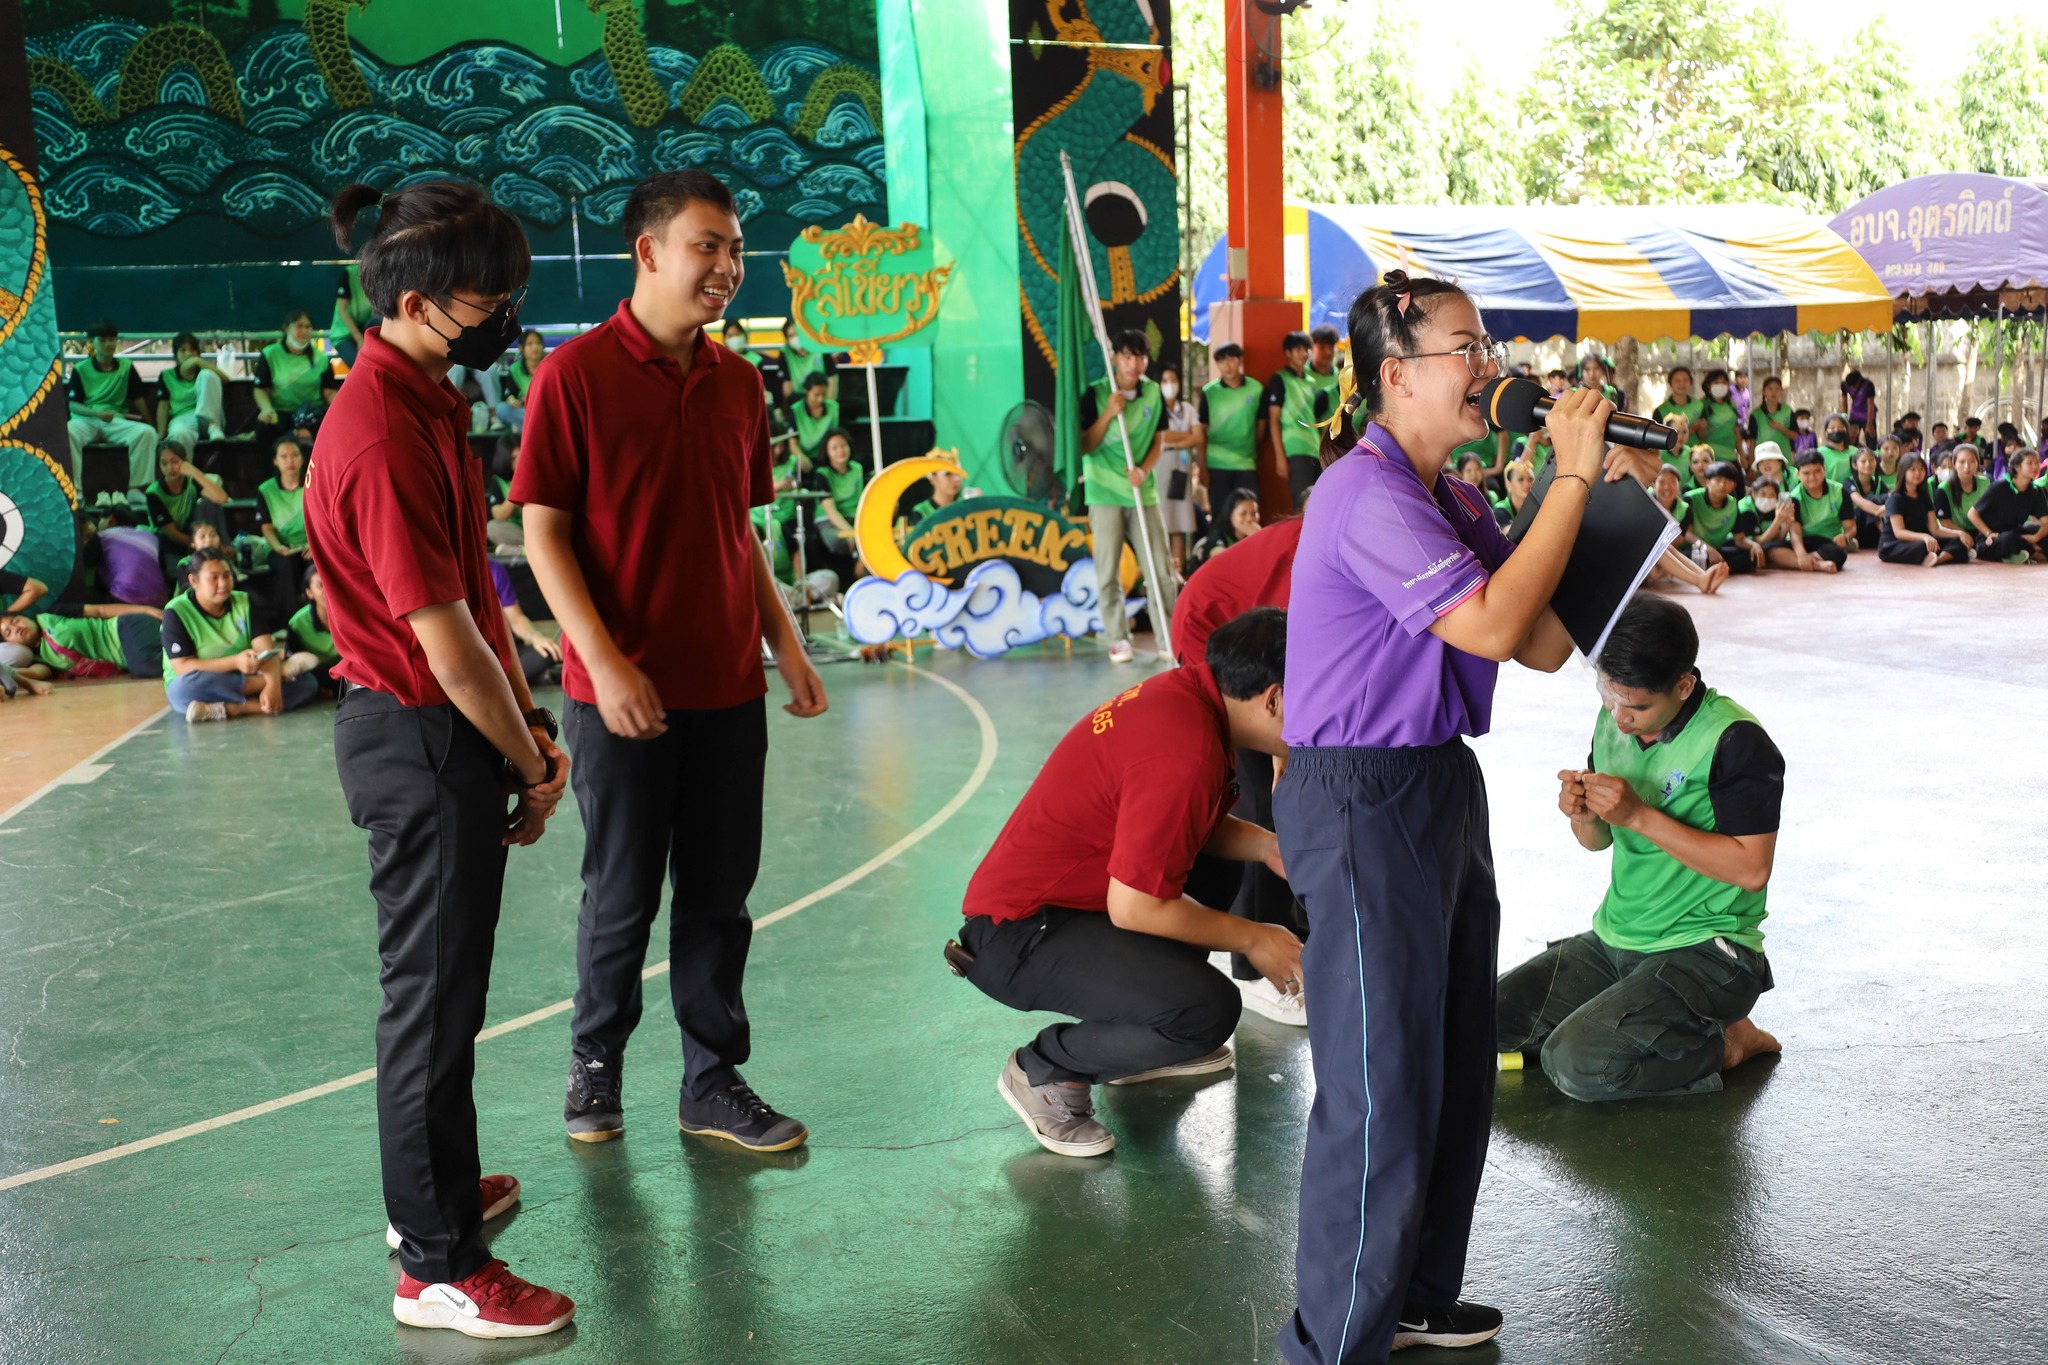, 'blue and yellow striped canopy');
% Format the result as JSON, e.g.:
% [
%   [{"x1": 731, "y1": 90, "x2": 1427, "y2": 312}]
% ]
[{"x1": 1192, "y1": 203, "x2": 1894, "y2": 345}]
